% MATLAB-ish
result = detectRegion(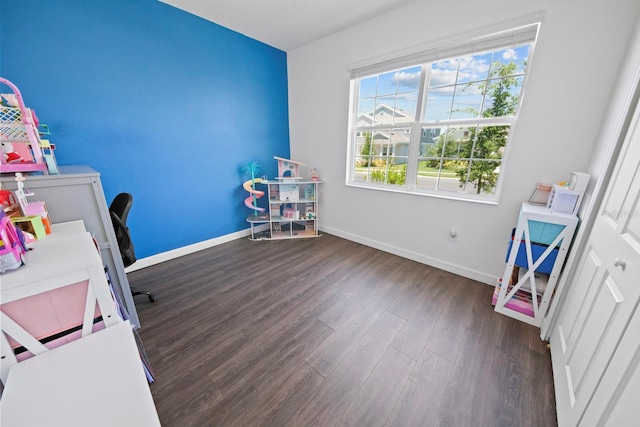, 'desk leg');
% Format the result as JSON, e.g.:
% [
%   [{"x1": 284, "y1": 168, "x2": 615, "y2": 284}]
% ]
[{"x1": 83, "y1": 266, "x2": 121, "y2": 337}]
